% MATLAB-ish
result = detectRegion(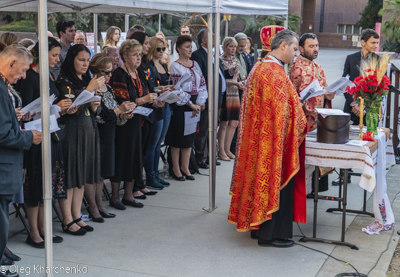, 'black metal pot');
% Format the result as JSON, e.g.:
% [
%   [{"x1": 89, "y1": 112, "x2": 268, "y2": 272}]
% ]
[{"x1": 316, "y1": 113, "x2": 352, "y2": 144}]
